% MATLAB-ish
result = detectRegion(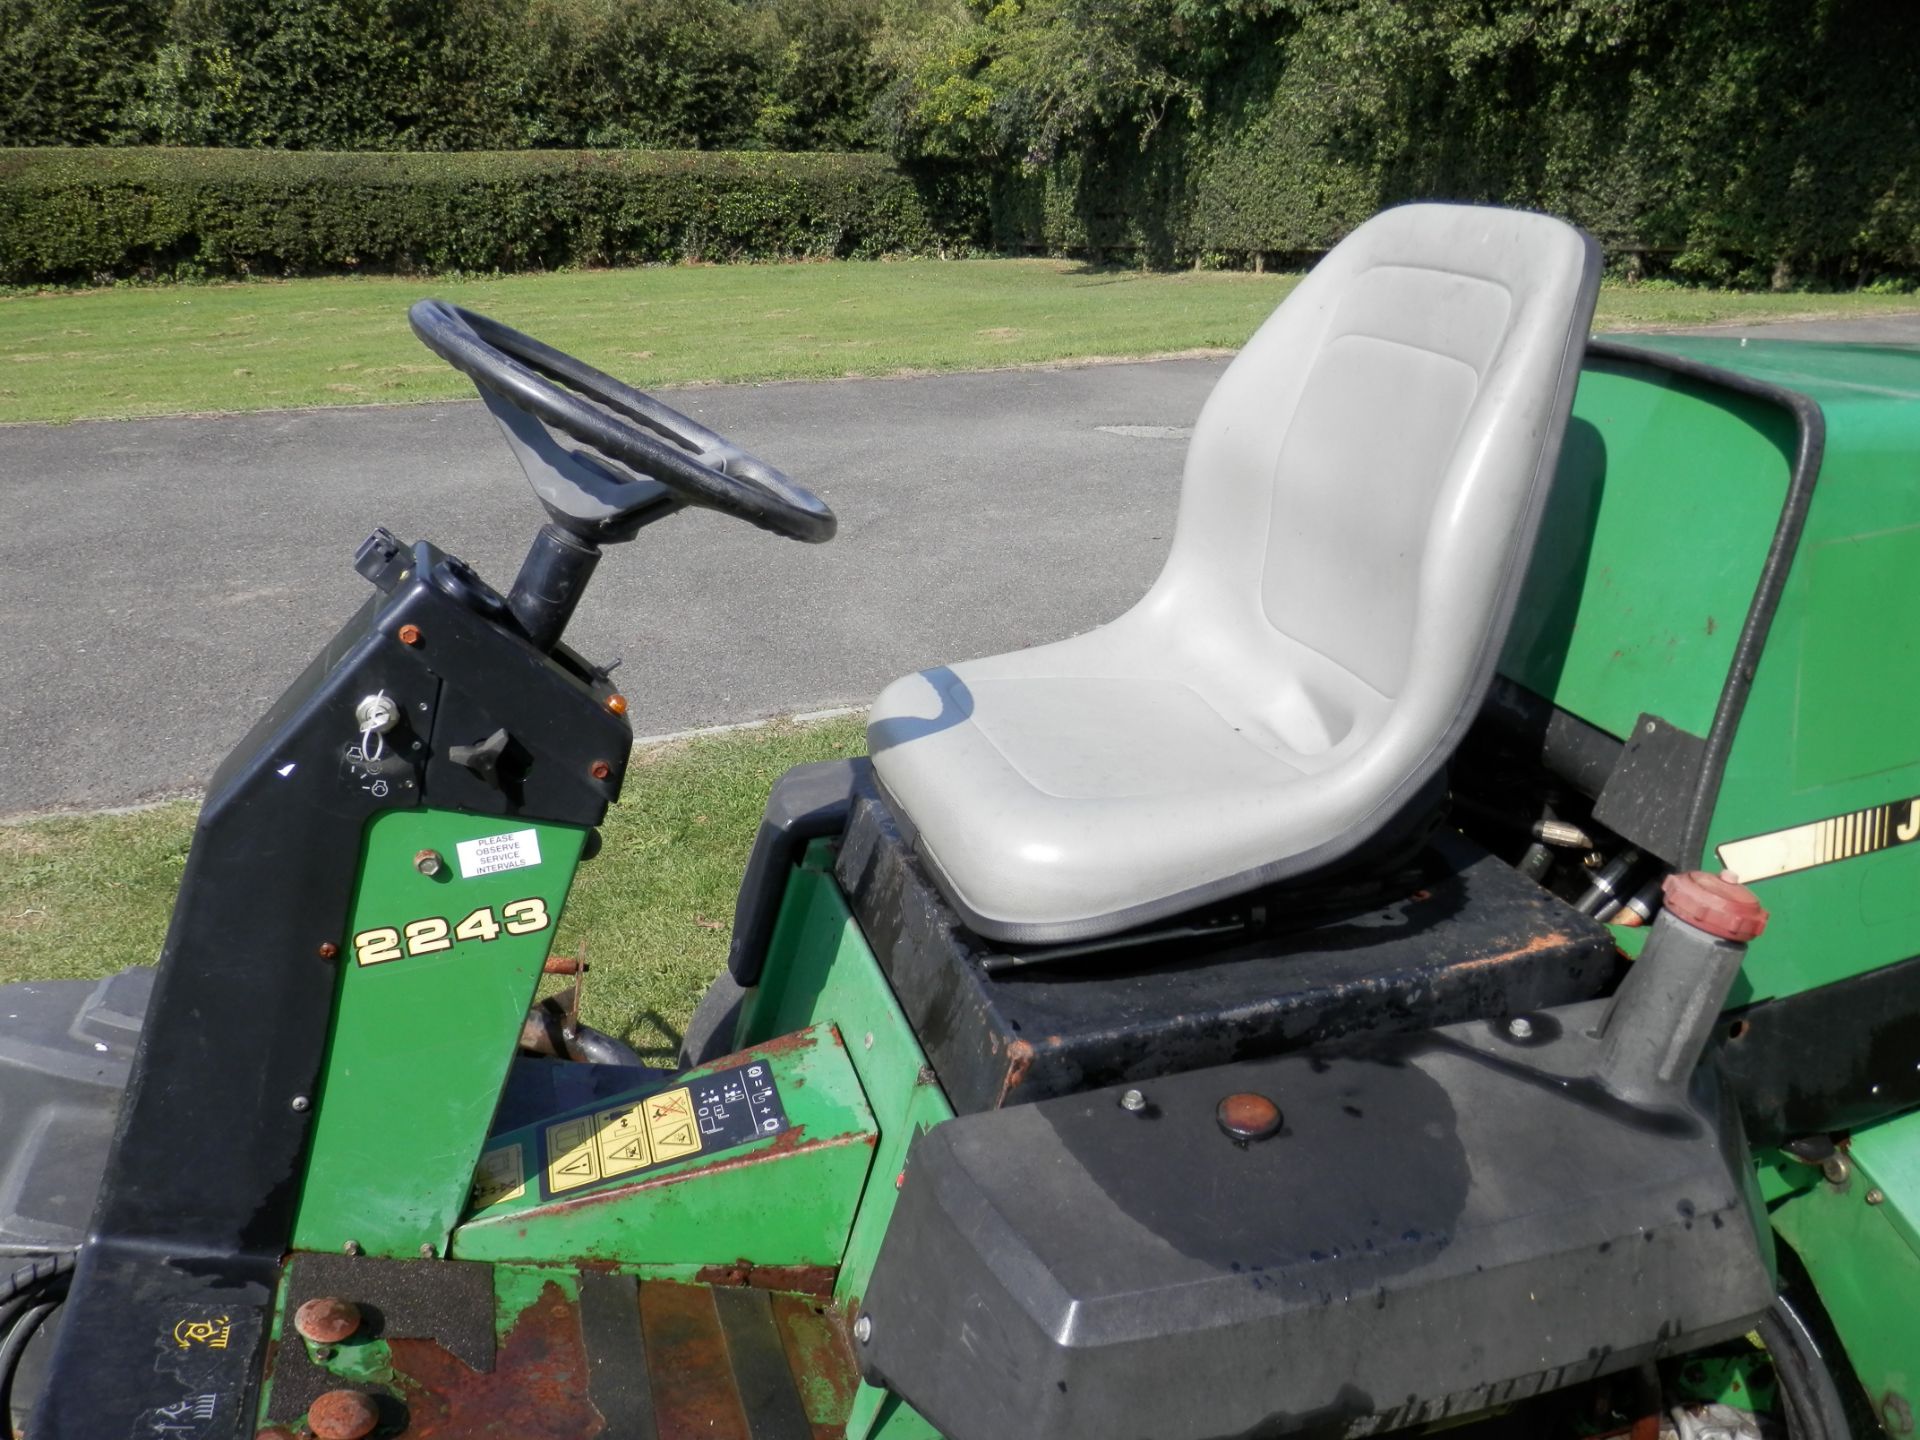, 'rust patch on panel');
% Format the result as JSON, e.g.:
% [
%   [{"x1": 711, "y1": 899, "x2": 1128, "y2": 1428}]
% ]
[
  {"x1": 384, "y1": 1281, "x2": 601, "y2": 1438},
  {"x1": 640, "y1": 1282, "x2": 752, "y2": 1440},
  {"x1": 769, "y1": 1291, "x2": 860, "y2": 1438},
  {"x1": 693, "y1": 1262, "x2": 838, "y2": 1298}
]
